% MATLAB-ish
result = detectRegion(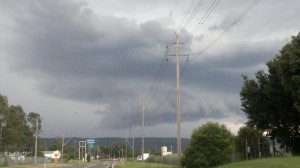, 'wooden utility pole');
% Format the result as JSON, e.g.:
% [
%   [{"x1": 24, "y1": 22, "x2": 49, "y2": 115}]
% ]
[
  {"x1": 62, "y1": 134, "x2": 64, "y2": 162},
  {"x1": 142, "y1": 101, "x2": 144, "y2": 161},
  {"x1": 175, "y1": 34, "x2": 181, "y2": 163},
  {"x1": 132, "y1": 124, "x2": 135, "y2": 161},
  {"x1": 34, "y1": 117, "x2": 38, "y2": 164},
  {"x1": 167, "y1": 34, "x2": 188, "y2": 164}
]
